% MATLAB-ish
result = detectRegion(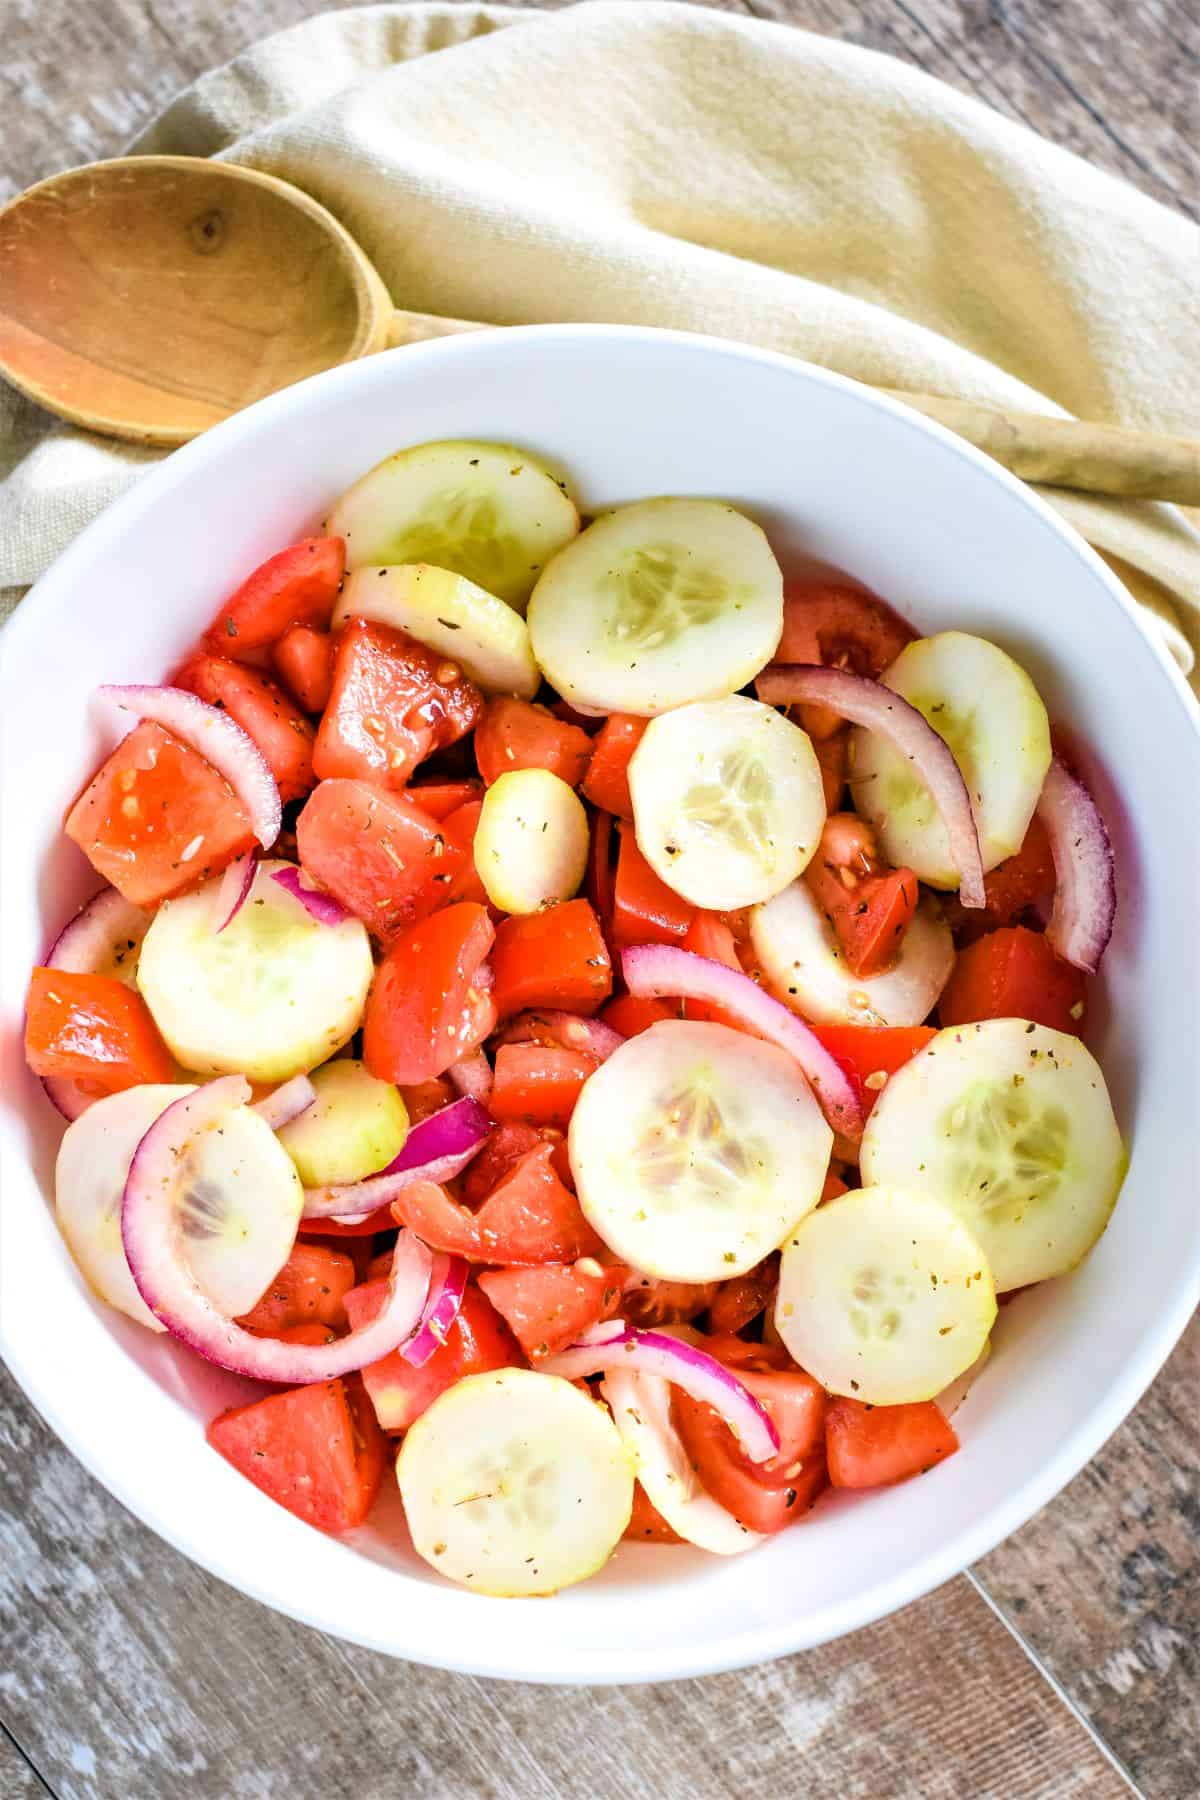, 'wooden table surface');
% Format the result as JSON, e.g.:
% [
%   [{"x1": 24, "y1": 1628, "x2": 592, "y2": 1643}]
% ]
[{"x1": 2, "y1": 3, "x2": 1197, "y2": 1796}]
